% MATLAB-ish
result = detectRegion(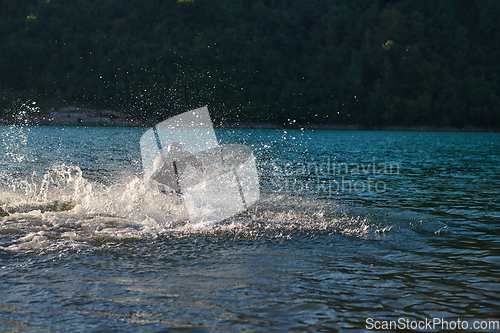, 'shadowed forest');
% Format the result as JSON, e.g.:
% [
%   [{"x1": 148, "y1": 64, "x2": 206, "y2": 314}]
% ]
[{"x1": 1, "y1": 0, "x2": 499, "y2": 128}]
